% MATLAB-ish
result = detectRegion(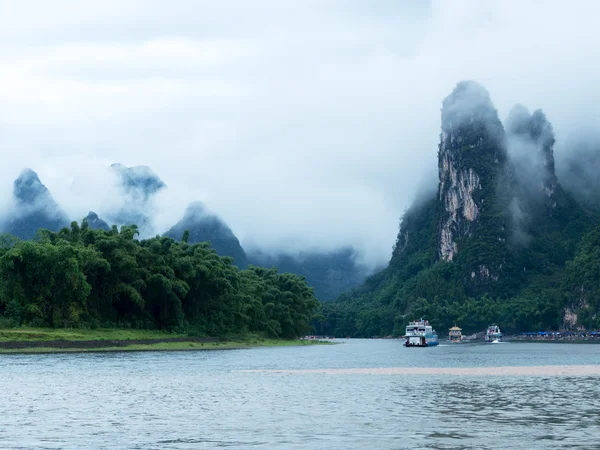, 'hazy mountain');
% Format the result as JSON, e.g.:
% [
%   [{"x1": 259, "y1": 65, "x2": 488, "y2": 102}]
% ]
[
  {"x1": 248, "y1": 247, "x2": 373, "y2": 302},
  {"x1": 318, "y1": 81, "x2": 593, "y2": 337},
  {"x1": 107, "y1": 163, "x2": 166, "y2": 234},
  {"x1": 84, "y1": 211, "x2": 110, "y2": 231},
  {"x1": 1, "y1": 169, "x2": 70, "y2": 239},
  {"x1": 164, "y1": 202, "x2": 248, "y2": 268}
]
